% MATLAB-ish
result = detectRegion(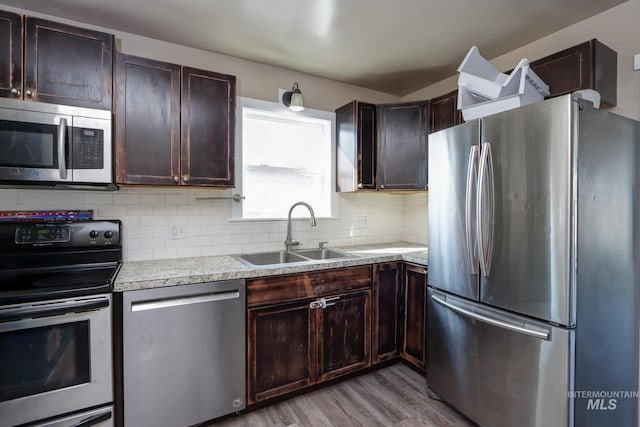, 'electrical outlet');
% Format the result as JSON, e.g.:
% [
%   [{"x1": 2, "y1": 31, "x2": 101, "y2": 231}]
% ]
[
  {"x1": 357, "y1": 216, "x2": 368, "y2": 229},
  {"x1": 168, "y1": 224, "x2": 187, "y2": 240}
]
